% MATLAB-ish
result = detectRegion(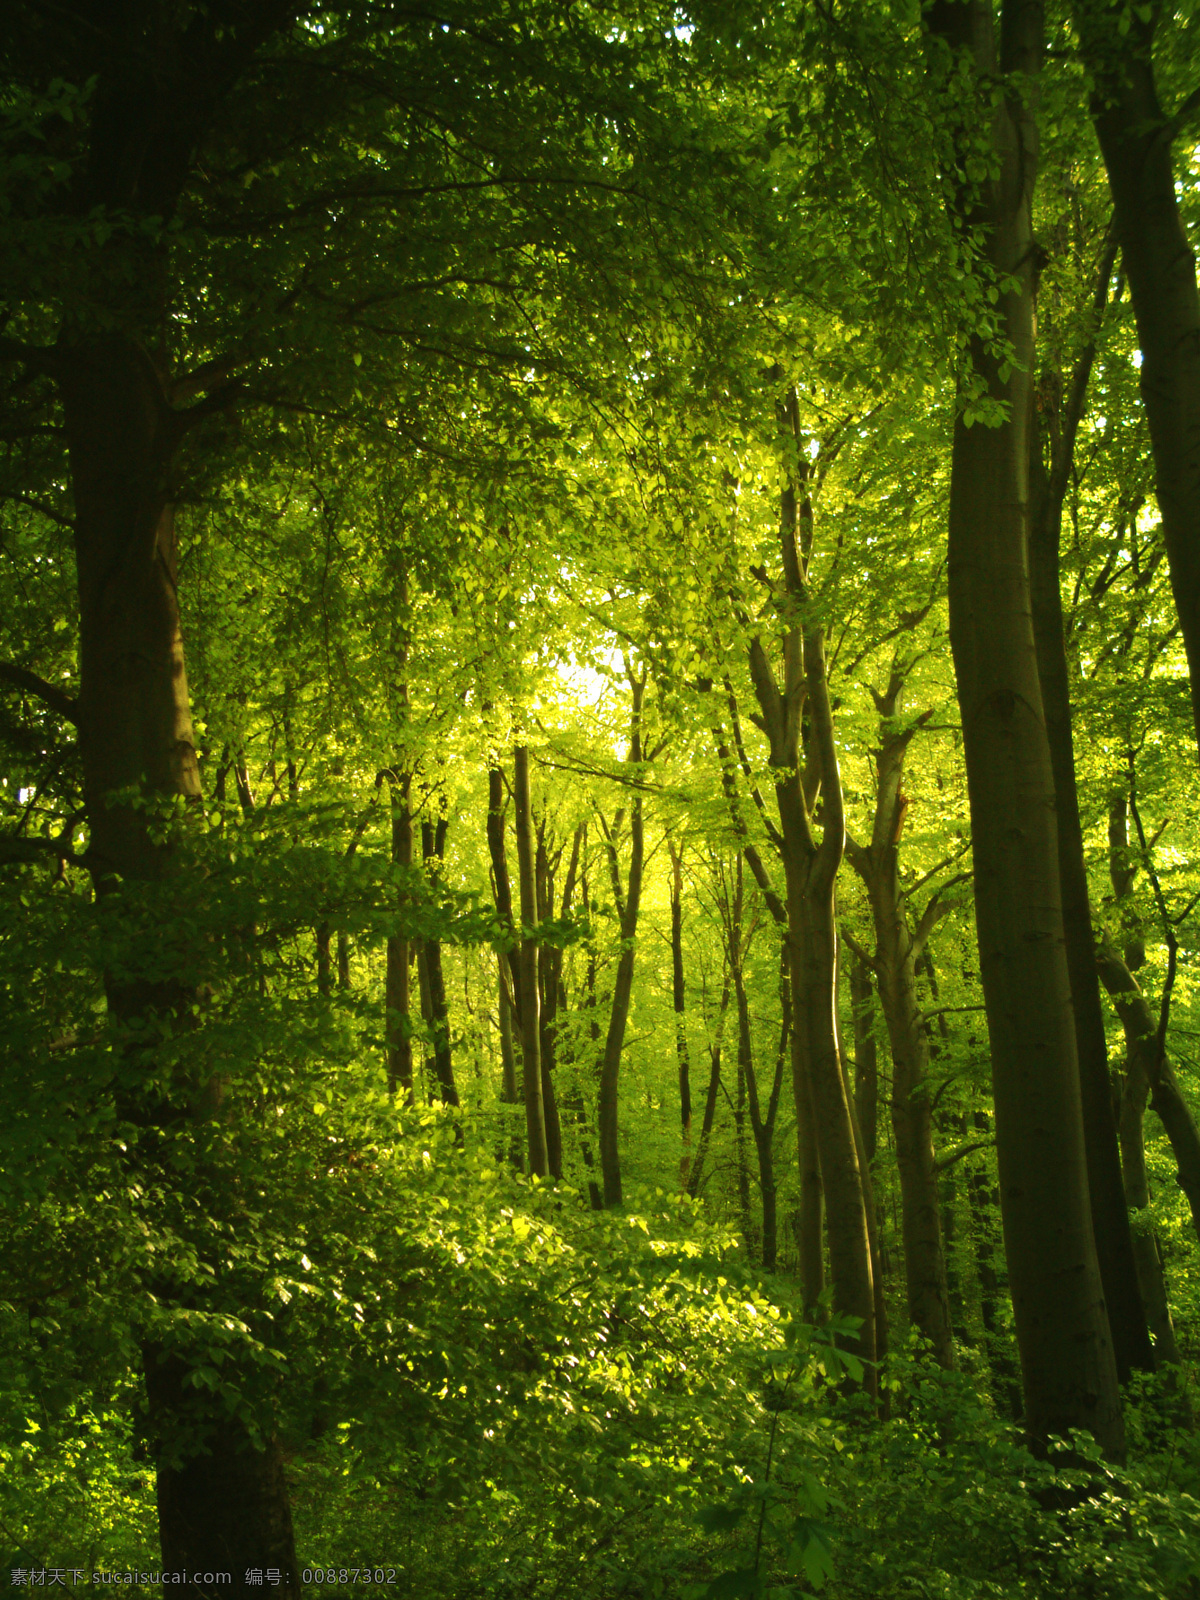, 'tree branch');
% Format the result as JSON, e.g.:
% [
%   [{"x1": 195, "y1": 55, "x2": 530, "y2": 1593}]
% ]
[{"x1": 0, "y1": 664, "x2": 79, "y2": 725}]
